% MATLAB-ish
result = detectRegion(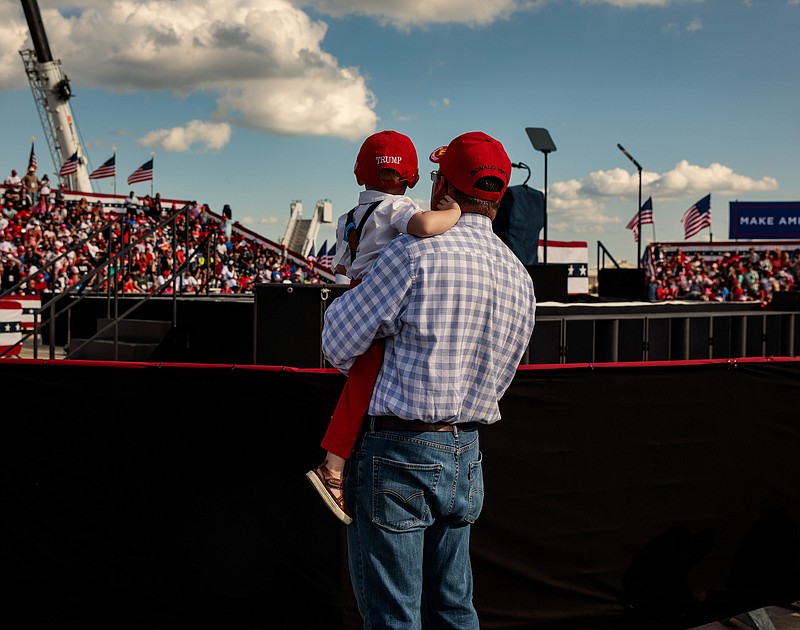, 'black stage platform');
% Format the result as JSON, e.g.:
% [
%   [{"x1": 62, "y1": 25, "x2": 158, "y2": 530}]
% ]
[
  {"x1": 1, "y1": 357, "x2": 798, "y2": 629},
  {"x1": 56, "y1": 287, "x2": 800, "y2": 367}
]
